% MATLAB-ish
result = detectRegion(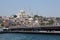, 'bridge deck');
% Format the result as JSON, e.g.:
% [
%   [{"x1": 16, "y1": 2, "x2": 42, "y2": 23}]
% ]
[{"x1": 3, "y1": 26, "x2": 60, "y2": 31}]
